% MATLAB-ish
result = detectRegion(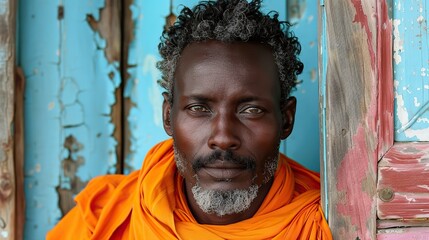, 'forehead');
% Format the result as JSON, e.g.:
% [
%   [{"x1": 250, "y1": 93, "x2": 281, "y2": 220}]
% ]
[{"x1": 173, "y1": 41, "x2": 280, "y2": 98}]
